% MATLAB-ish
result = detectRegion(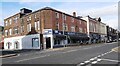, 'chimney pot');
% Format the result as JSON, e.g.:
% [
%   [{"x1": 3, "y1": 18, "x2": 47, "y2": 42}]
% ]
[{"x1": 73, "y1": 12, "x2": 76, "y2": 17}]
